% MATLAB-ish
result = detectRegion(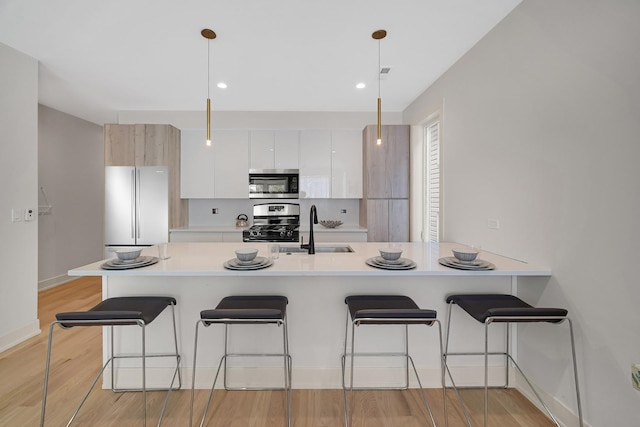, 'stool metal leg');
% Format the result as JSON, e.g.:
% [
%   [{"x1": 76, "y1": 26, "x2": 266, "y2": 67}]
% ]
[
  {"x1": 445, "y1": 299, "x2": 584, "y2": 427},
  {"x1": 341, "y1": 311, "x2": 443, "y2": 427},
  {"x1": 190, "y1": 317, "x2": 292, "y2": 427}
]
